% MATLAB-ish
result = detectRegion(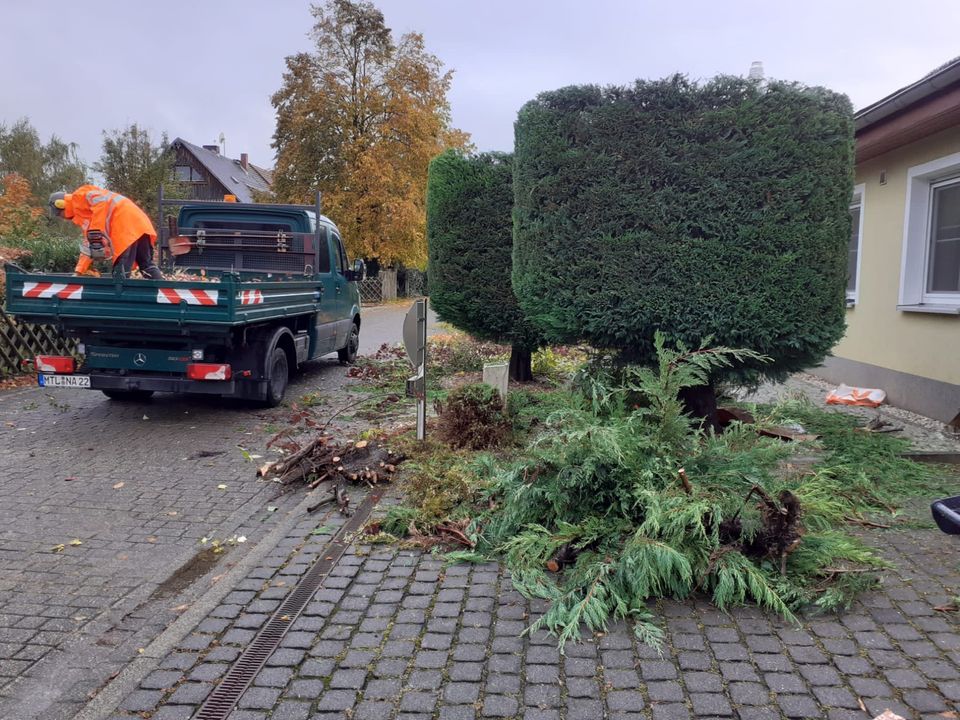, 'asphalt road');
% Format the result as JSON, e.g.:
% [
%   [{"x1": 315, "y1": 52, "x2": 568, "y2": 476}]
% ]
[
  {"x1": 0, "y1": 300, "x2": 429, "y2": 720},
  {"x1": 358, "y1": 301, "x2": 441, "y2": 355}
]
